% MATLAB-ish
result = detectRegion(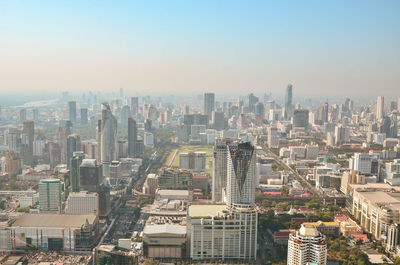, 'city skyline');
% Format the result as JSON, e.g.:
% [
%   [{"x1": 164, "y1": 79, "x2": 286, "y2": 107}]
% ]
[{"x1": 0, "y1": 0, "x2": 399, "y2": 97}]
